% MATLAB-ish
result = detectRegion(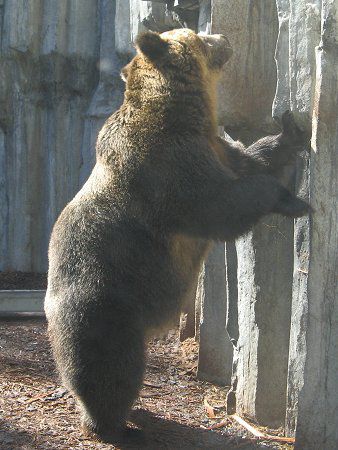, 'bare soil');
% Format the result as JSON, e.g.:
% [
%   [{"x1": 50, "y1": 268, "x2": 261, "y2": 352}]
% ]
[{"x1": 0, "y1": 317, "x2": 292, "y2": 449}]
